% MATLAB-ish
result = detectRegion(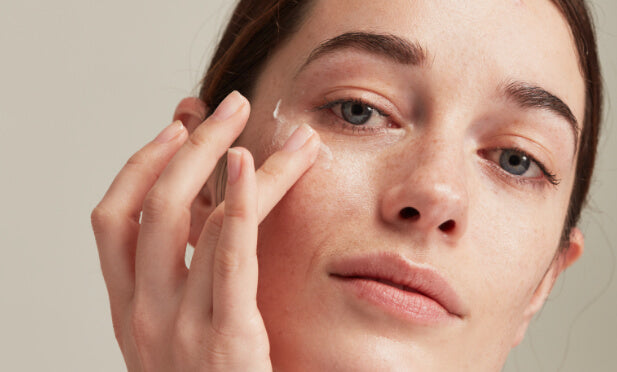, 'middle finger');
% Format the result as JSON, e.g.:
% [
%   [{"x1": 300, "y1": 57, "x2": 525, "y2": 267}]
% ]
[
  {"x1": 180, "y1": 124, "x2": 320, "y2": 321},
  {"x1": 135, "y1": 91, "x2": 250, "y2": 297}
]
